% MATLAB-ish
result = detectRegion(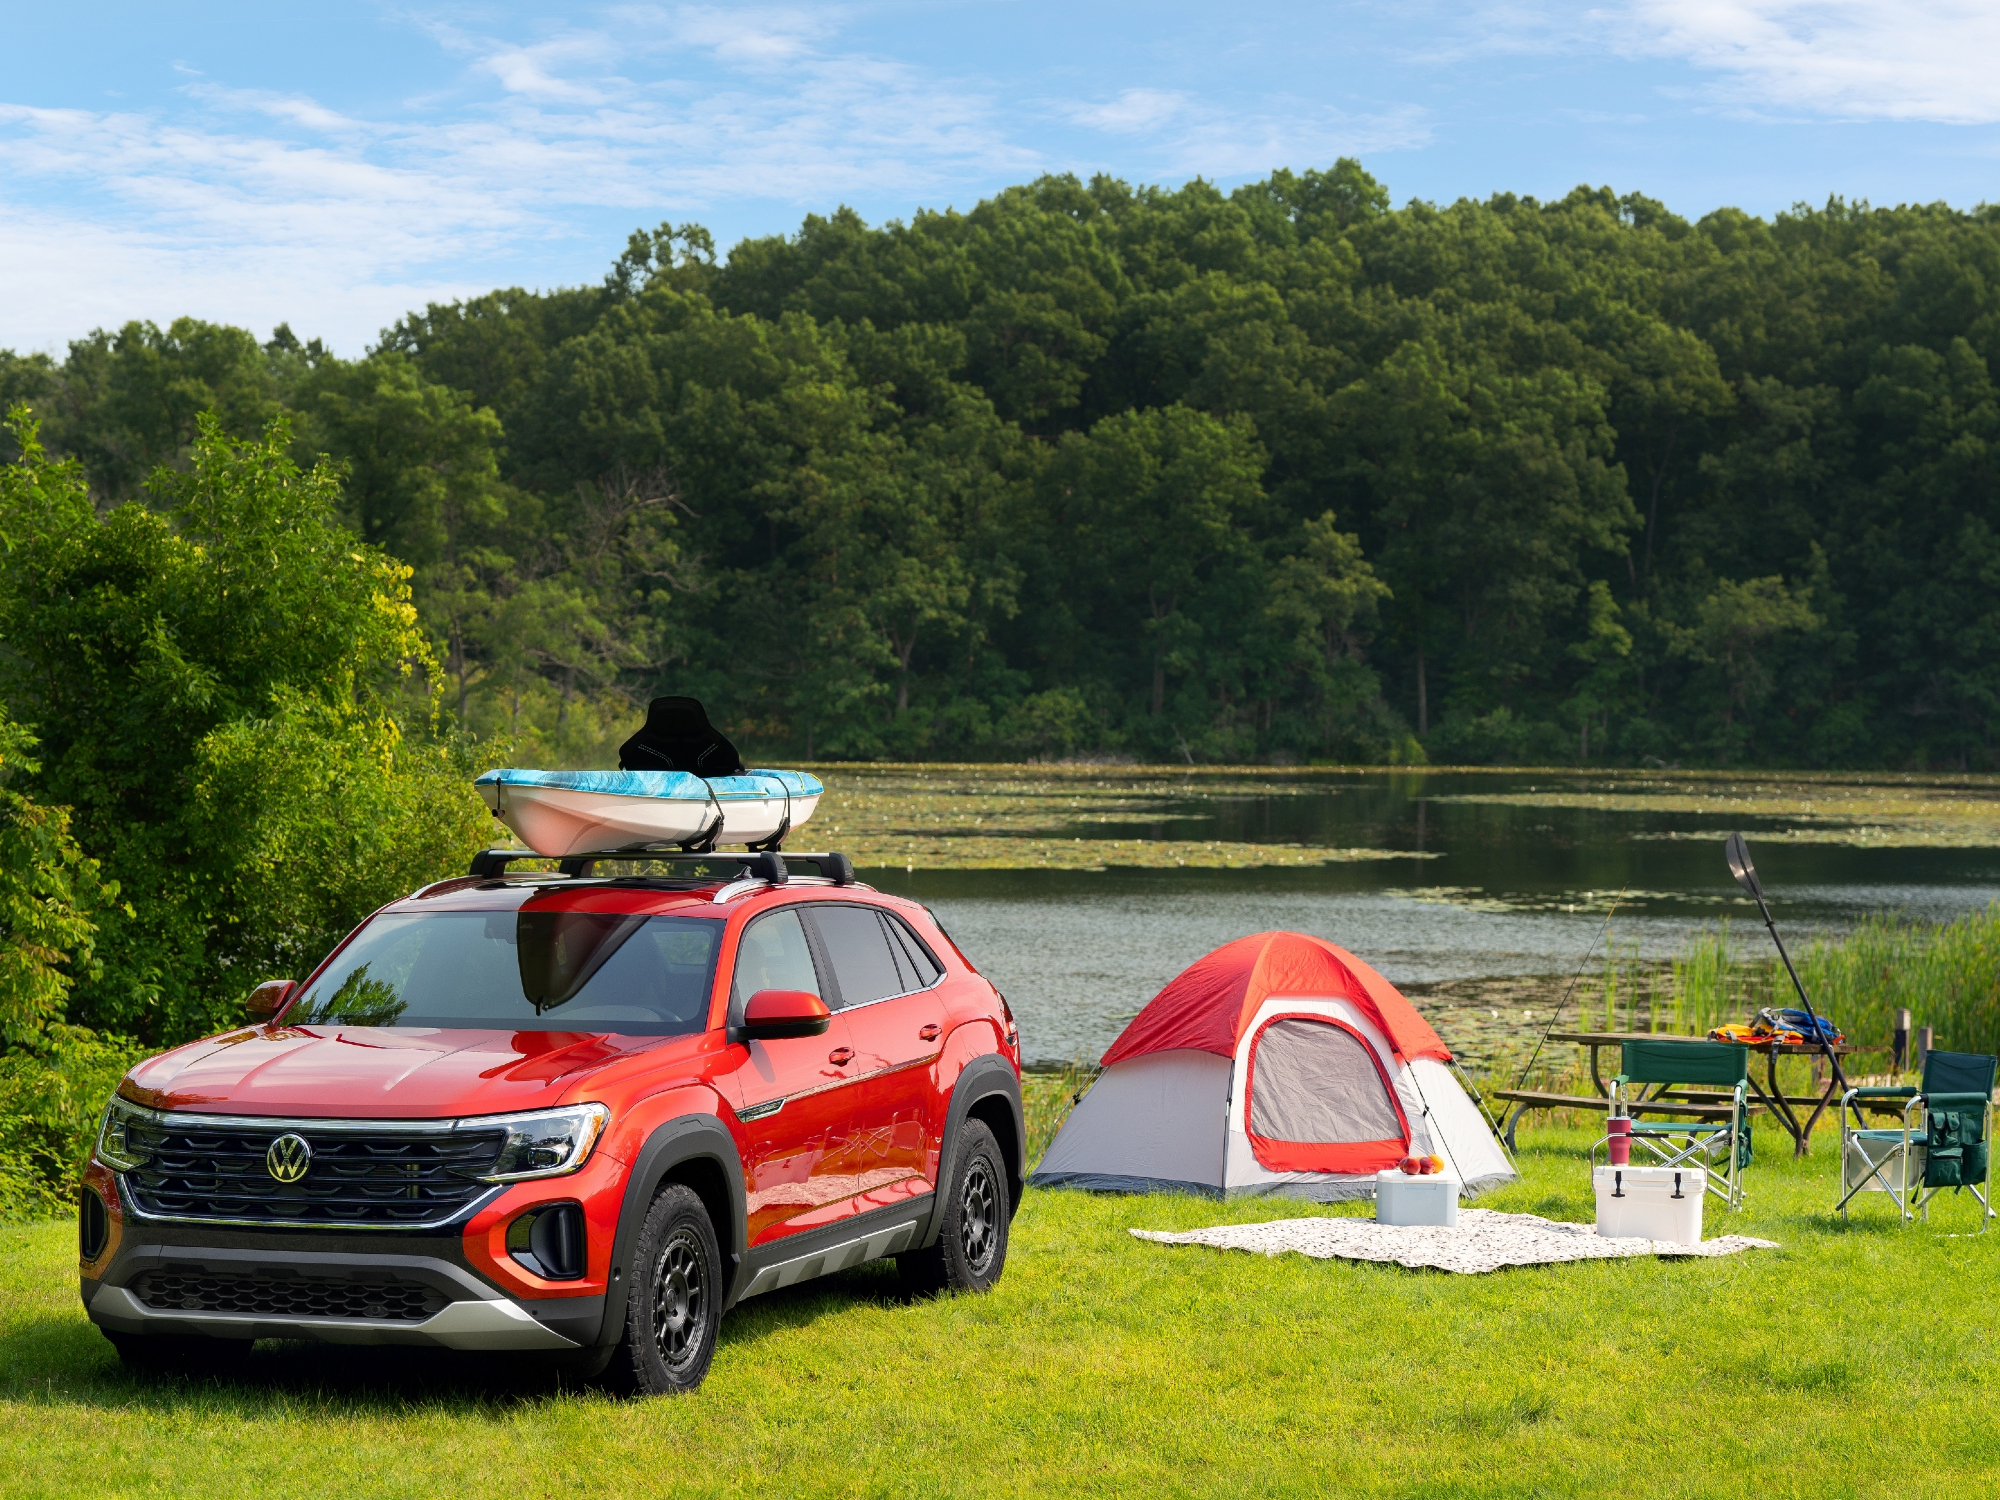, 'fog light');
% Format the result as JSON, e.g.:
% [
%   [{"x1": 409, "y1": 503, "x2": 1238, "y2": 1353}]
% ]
[{"x1": 506, "y1": 1203, "x2": 585, "y2": 1281}]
